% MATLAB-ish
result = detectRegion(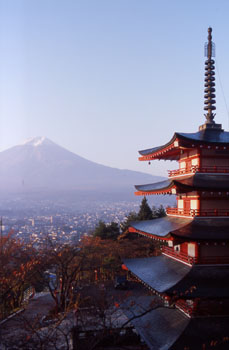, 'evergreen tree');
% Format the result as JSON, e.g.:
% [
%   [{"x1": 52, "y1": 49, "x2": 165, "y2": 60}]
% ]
[
  {"x1": 156, "y1": 204, "x2": 166, "y2": 218},
  {"x1": 138, "y1": 197, "x2": 153, "y2": 220},
  {"x1": 93, "y1": 220, "x2": 120, "y2": 240},
  {"x1": 152, "y1": 205, "x2": 158, "y2": 218},
  {"x1": 120, "y1": 211, "x2": 139, "y2": 233}
]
